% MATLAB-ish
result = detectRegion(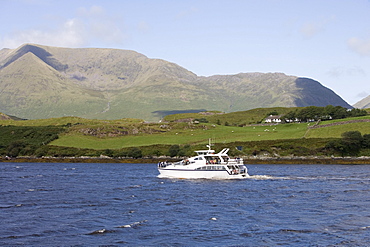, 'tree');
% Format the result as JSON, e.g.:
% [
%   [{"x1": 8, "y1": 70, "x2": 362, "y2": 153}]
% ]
[
  {"x1": 104, "y1": 149, "x2": 113, "y2": 157},
  {"x1": 362, "y1": 134, "x2": 370, "y2": 148},
  {"x1": 150, "y1": 149, "x2": 162, "y2": 157},
  {"x1": 168, "y1": 145, "x2": 180, "y2": 157},
  {"x1": 128, "y1": 147, "x2": 142, "y2": 158},
  {"x1": 268, "y1": 111, "x2": 279, "y2": 116},
  {"x1": 296, "y1": 106, "x2": 323, "y2": 122},
  {"x1": 341, "y1": 131, "x2": 363, "y2": 150},
  {"x1": 284, "y1": 111, "x2": 296, "y2": 122},
  {"x1": 326, "y1": 131, "x2": 364, "y2": 156},
  {"x1": 341, "y1": 131, "x2": 363, "y2": 156},
  {"x1": 326, "y1": 140, "x2": 346, "y2": 156},
  {"x1": 178, "y1": 144, "x2": 191, "y2": 157},
  {"x1": 348, "y1": 108, "x2": 367, "y2": 117},
  {"x1": 34, "y1": 146, "x2": 49, "y2": 157},
  {"x1": 331, "y1": 106, "x2": 348, "y2": 119},
  {"x1": 7, "y1": 140, "x2": 26, "y2": 157}
]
